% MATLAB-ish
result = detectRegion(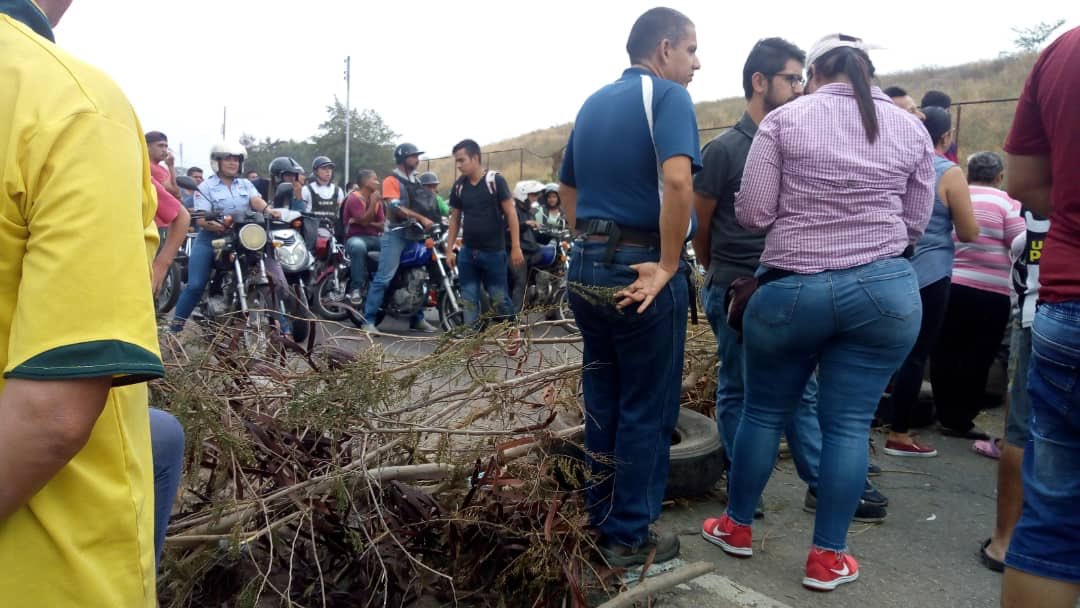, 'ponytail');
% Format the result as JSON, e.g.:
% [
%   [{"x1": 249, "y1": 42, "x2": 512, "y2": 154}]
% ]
[{"x1": 814, "y1": 46, "x2": 879, "y2": 143}]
